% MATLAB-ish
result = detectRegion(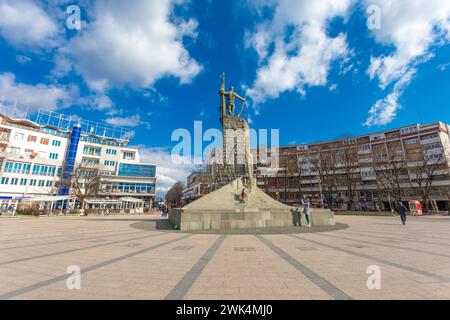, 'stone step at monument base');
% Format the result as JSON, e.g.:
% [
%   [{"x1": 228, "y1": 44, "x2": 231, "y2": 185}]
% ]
[
  {"x1": 169, "y1": 178, "x2": 335, "y2": 231},
  {"x1": 169, "y1": 208, "x2": 335, "y2": 231}
]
